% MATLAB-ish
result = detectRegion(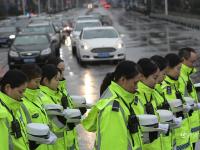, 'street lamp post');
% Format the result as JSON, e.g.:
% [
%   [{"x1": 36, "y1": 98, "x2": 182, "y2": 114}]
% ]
[
  {"x1": 38, "y1": 0, "x2": 41, "y2": 15},
  {"x1": 56, "y1": 0, "x2": 58, "y2": 11},
  {"x1": 61, "y1": 0, "x2": 64, "y2": 10},
  {"x1": 22, "y1": 0, "x2": 26, "y2": 15},
  {"x1": 76, "y1": 0, "x2": 79, "y2": 8},
  {"x1": 48, "y1": 0, "x2": 50, "y2": 13},
  {"x1": 165, "y1": 0, "x2": 168, "y2": 15}
]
